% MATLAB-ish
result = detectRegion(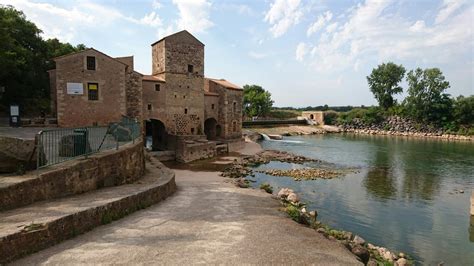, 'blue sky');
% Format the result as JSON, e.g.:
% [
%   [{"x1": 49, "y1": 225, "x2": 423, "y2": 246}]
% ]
[{"x1": 3, "y1": 0, "x2": 473, "y2": 107}]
